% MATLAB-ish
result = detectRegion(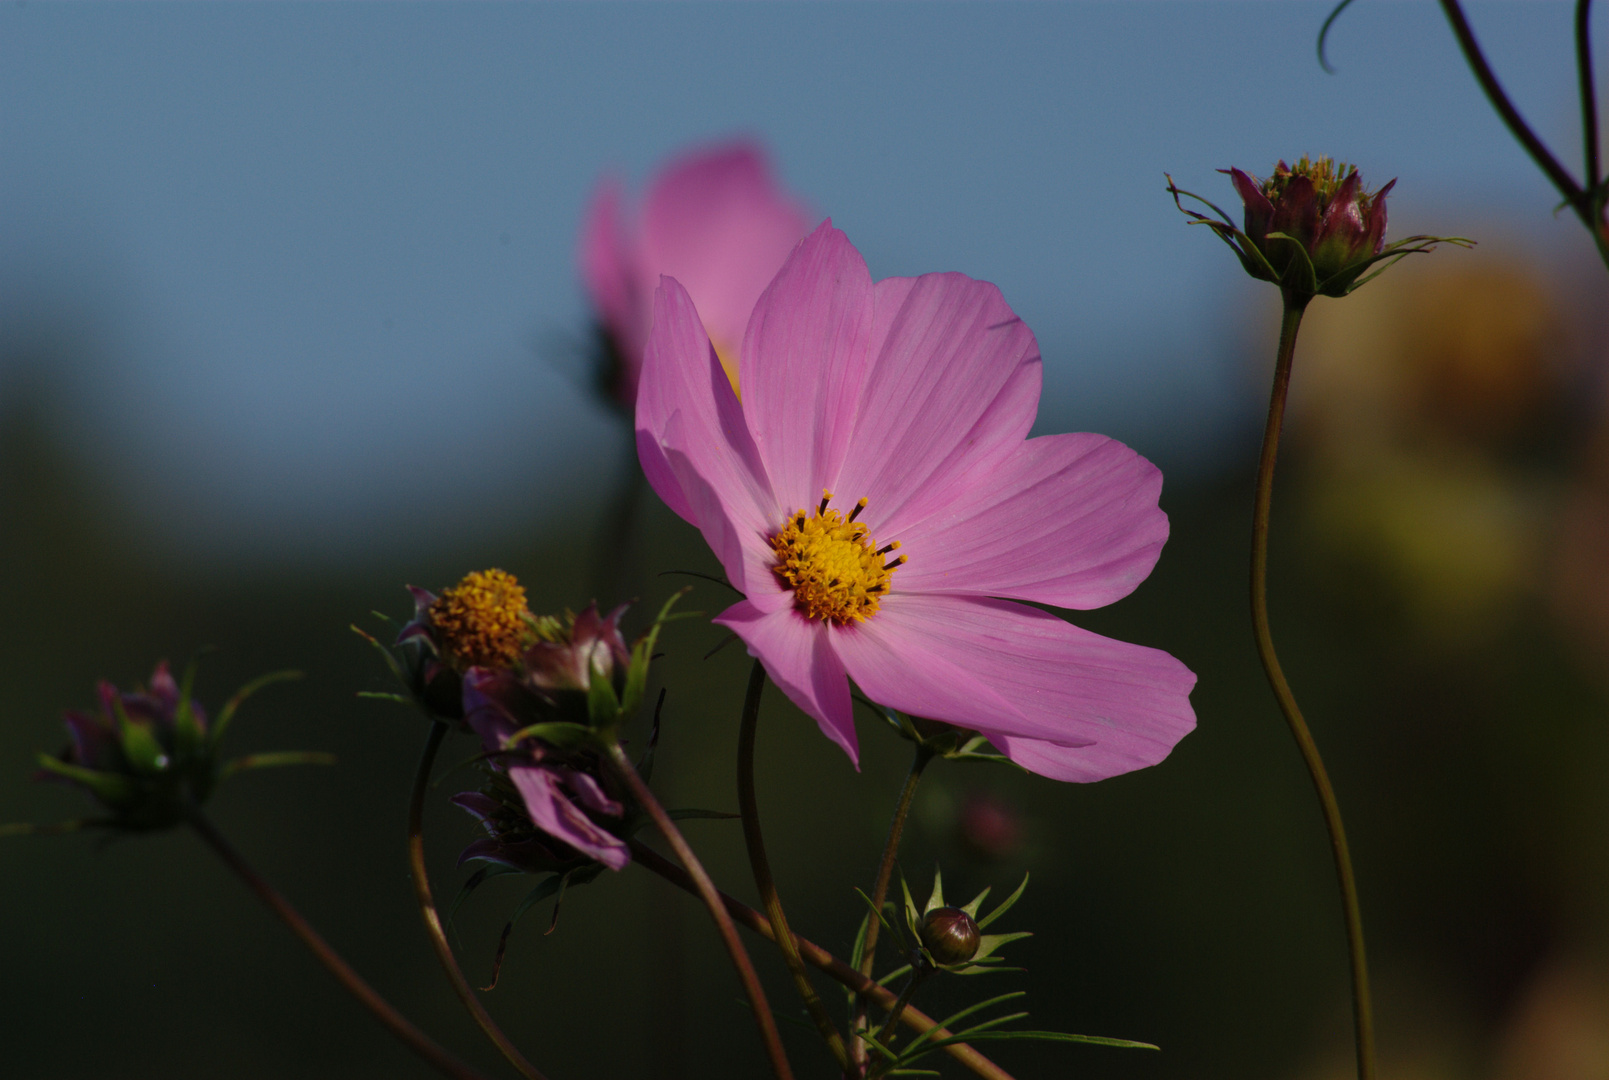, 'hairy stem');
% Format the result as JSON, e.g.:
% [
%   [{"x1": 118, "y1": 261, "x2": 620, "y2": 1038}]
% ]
[
  {"x1": 1254, "y1": 299, "x2": 1376, "y2": 1080},
  {"x1": 736, "y1": 661, "x2": 853, "y2": 1073},
  {"x1": 604, "y1": 741, "x2": 795, "y2": 1080},
  {"x1": 185, "y1": 805, "x2": 491, "y2": 1080},
  {"x1": 408, "y1": 721, "x2": 550, "y2": 1080},
  {"x1": 850, "y1": 743, "x2": 933, "y2": 1073},
  {"x1": 628, "y1": 839, "x2": 1017, "y2": 1080}
]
